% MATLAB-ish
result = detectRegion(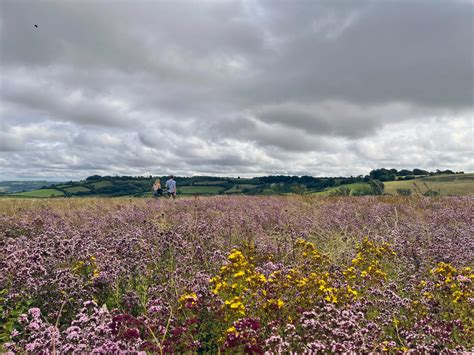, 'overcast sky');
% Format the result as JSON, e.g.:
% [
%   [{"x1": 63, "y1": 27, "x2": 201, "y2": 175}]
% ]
[{"x1": 1, "y1": 0, "x2": 473, "y2": 180}]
